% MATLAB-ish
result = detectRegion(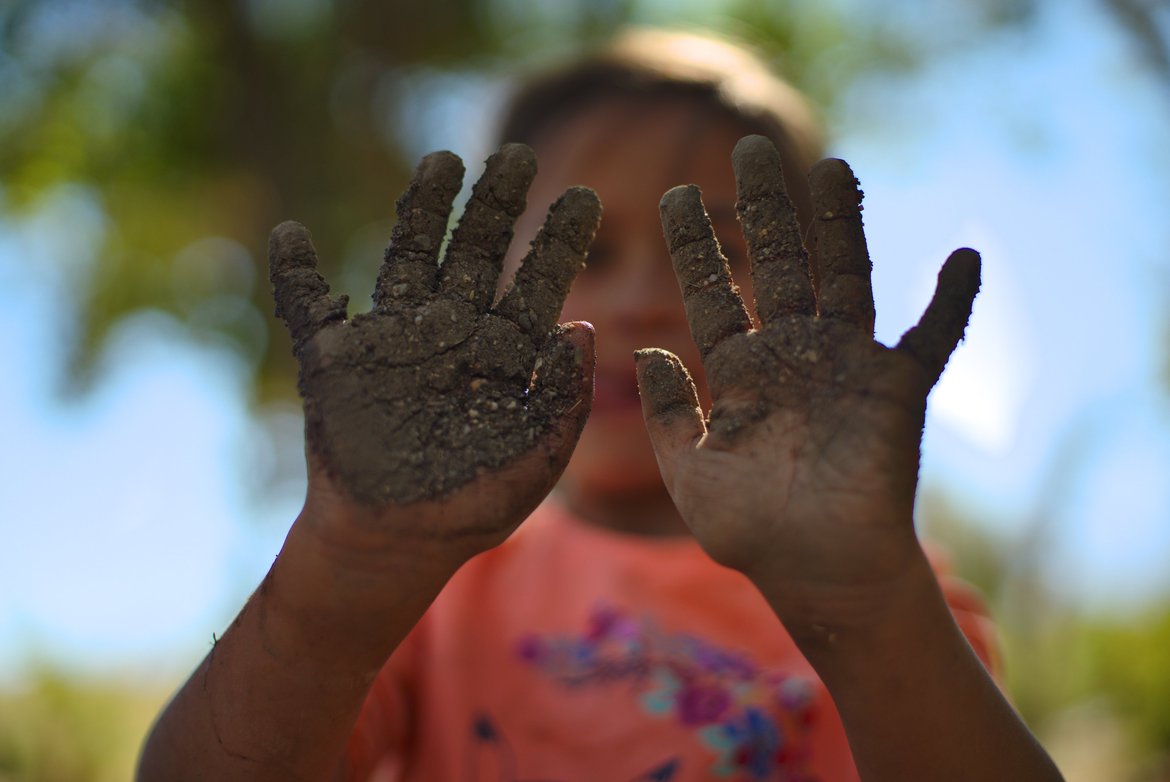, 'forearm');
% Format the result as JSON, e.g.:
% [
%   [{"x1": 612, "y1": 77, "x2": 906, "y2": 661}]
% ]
[
  {"x1": 137, "y1": 501, "x2": 460, "y2": 782},
  {"x1": 757, "y1": 544, "x2": 1064, "y2": 782}
]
